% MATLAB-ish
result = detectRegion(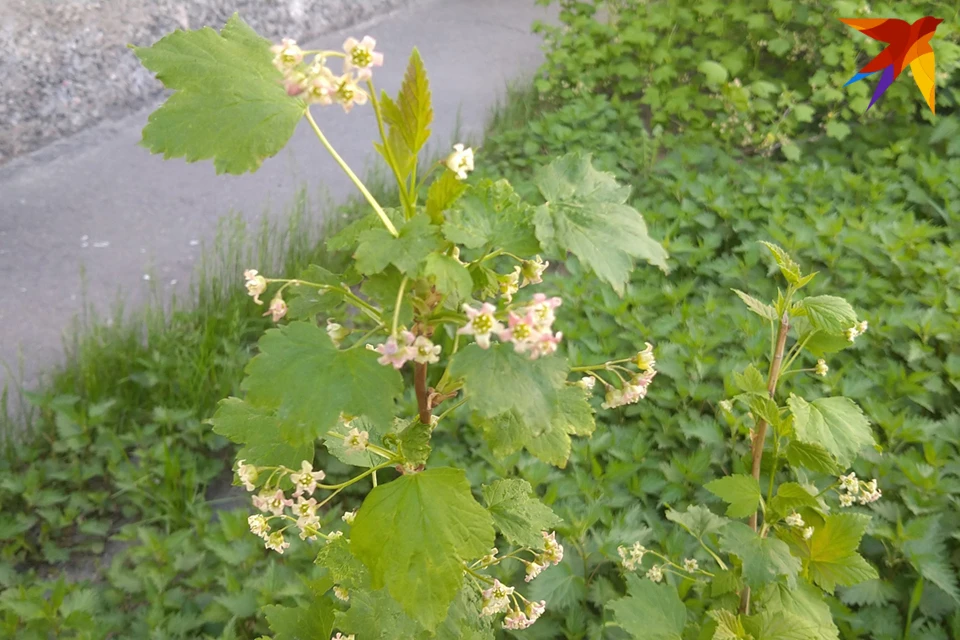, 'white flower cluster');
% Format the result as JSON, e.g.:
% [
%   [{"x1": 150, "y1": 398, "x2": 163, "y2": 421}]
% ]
[
  {"x1": 477, "y1": 531, "x2": 562, "y2": 630},
  {"x1": 373, "y1": 331, "x2": 441, "y2": 369},
  {"x1": 524, "y1": 531, "x2": 564, "y2": 582},
  {"x1": 845, "y1": 320, "x2": 869, "y2": 343},
  {"x1": 617, "y1": 541, "x2": 647, "y2": 571},
  {"x1": 243, "y1": 269, "x2": 287, "y2": 322},
  {"x1": 271, "y1": 36, "x2": 383, "y2": 112},
  {"x1": 444, "y1": 143, "x2": 475, "y2": 180},
  {"x1": 458, "y1": 294, "x2": 564, "y2": 360},
  {"x1": 601, "y1": 343, "x2": 658, "y2": 409},
  {"x1": 242, "y1": 459, "x2": 337, "y2": 553},
  {"x1": 815, "y1": 358, "x2": 829, "y2": 377},
  {"x1": 838, "y1": 472, "x2": 881, "y2": 506}
]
